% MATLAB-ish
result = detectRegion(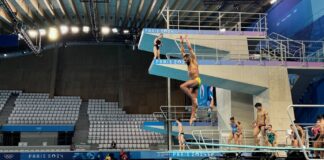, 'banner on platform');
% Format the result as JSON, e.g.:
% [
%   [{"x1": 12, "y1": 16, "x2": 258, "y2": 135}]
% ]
[{"x1": 197, "y1": 85, "x2": 216, "y2": 107}]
